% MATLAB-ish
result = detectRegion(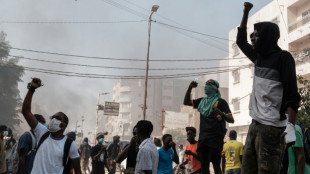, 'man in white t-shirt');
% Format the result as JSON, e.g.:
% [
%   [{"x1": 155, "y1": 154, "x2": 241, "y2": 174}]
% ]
[{"x1": 21, "y1": 78, "x2": 82, "y2": 174}]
